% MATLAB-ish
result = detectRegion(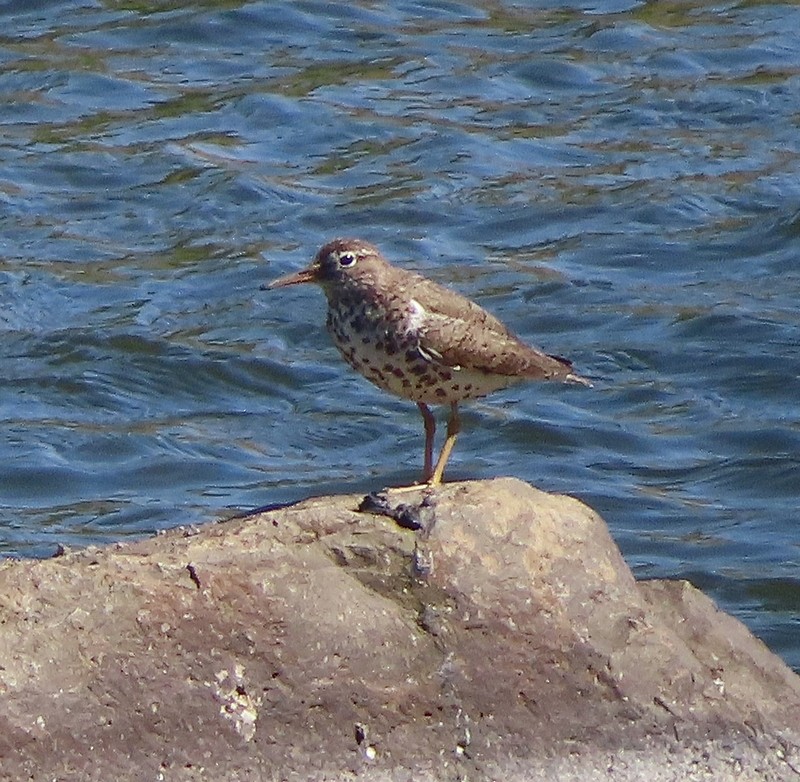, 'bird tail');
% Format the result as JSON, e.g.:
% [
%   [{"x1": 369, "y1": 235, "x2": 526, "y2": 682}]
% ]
[
  {"x1": 548, "y1": 353, "x2": 593, "y2": 387},
  {"x1": 566, "y1": 372, "x2": 593, "y2": 388}
]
